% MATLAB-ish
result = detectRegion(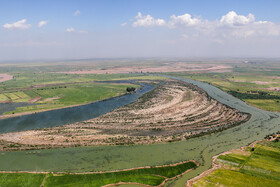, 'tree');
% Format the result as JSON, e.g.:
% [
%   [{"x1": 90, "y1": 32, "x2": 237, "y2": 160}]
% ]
[{"x1": 126, "y1": 87, "x2": 136, "y2": 92}]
